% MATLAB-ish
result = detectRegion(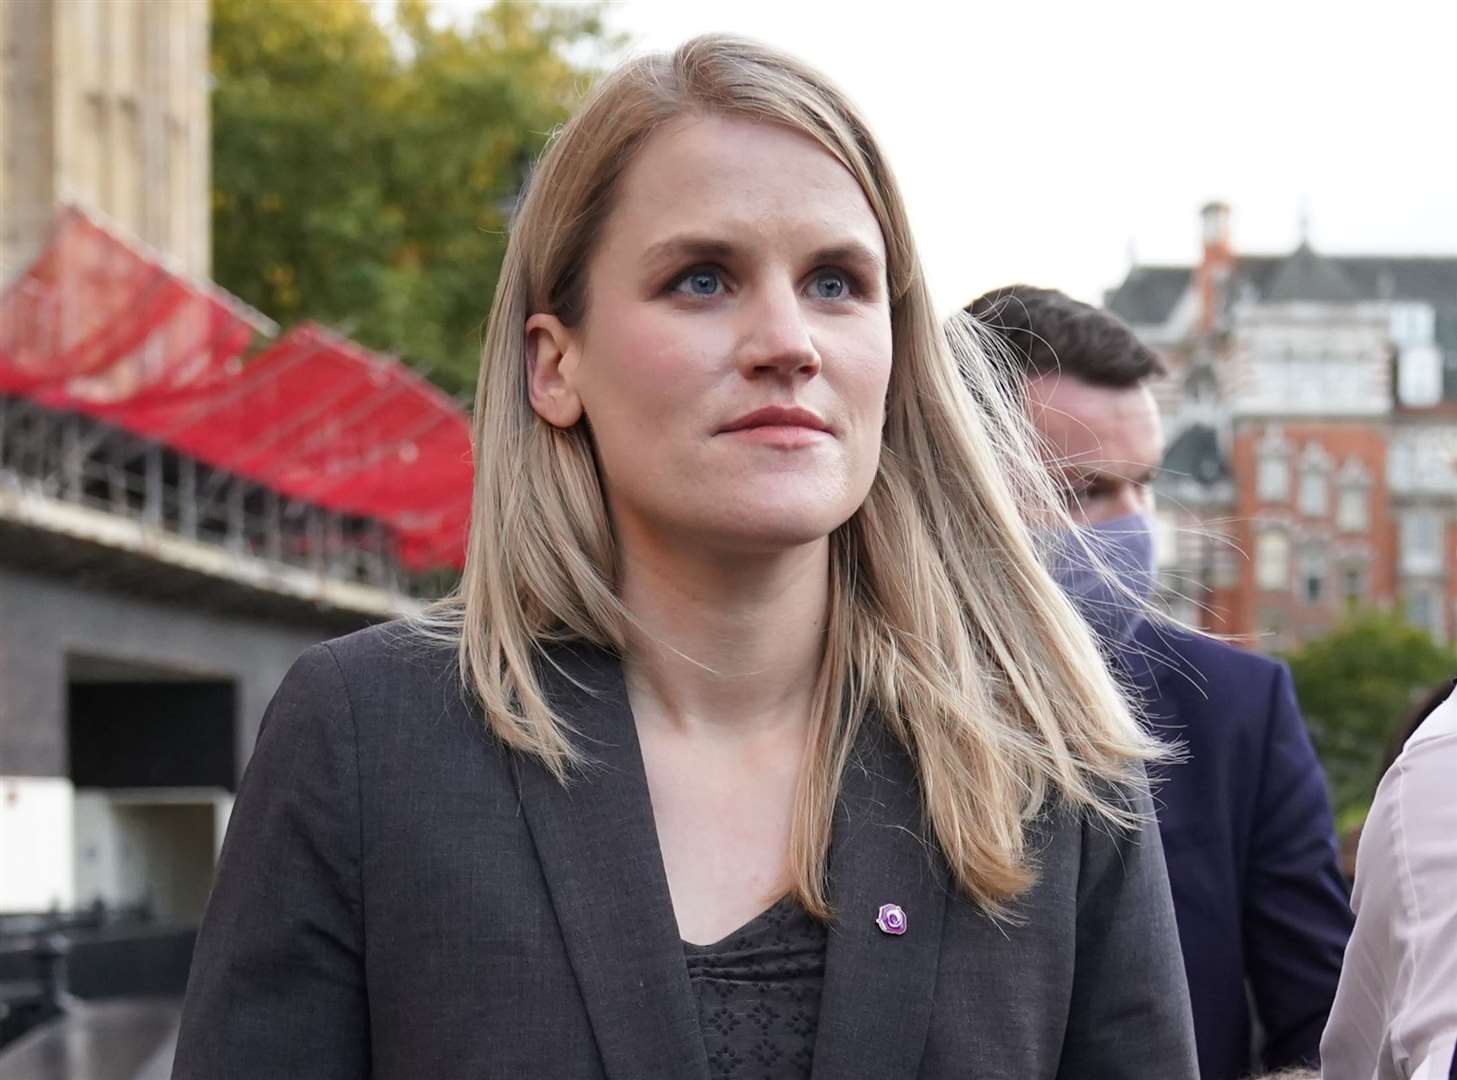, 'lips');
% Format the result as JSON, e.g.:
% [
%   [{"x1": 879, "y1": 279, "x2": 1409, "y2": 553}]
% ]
[{"x1": 718, "y1": 405, "x2": 831, "y2": 435}]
